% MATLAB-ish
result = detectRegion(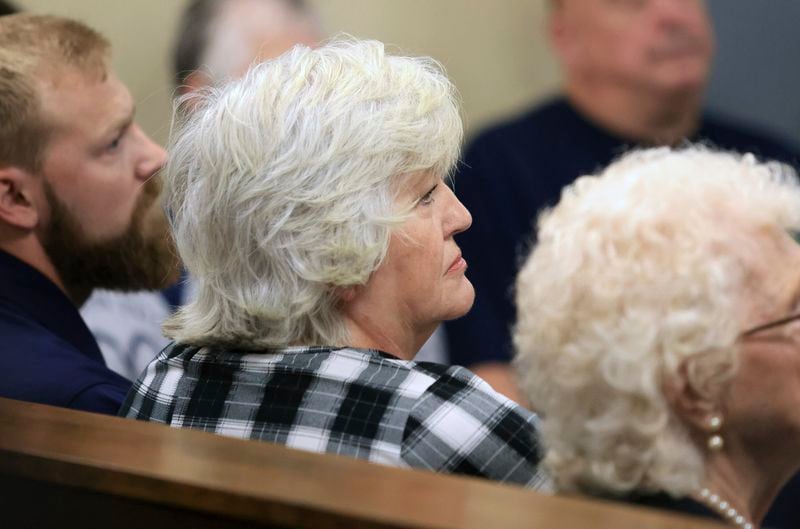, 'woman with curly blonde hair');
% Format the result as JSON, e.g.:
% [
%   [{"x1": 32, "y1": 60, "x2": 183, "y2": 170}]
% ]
[{"x1": 515, "y1": 146, "x2": 800, "y2": 527}]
